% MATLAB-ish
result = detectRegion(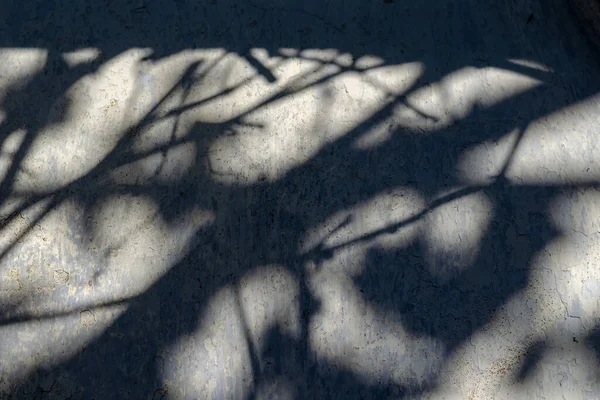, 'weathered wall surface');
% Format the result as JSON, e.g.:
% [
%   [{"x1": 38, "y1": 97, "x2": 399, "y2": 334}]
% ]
[{"x1": 0, "y1": 0, "x2": 600, "y2": 398}]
